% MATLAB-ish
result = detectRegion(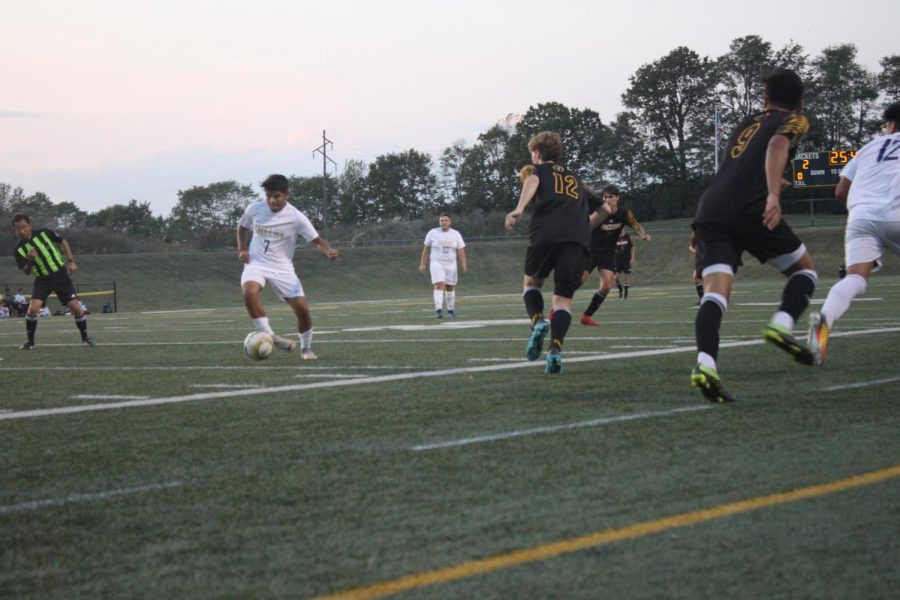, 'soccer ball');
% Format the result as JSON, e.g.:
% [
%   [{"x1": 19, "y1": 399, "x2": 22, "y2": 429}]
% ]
[{"x1": 244, "y1": 331, "x2": 274, "y2": 361}]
